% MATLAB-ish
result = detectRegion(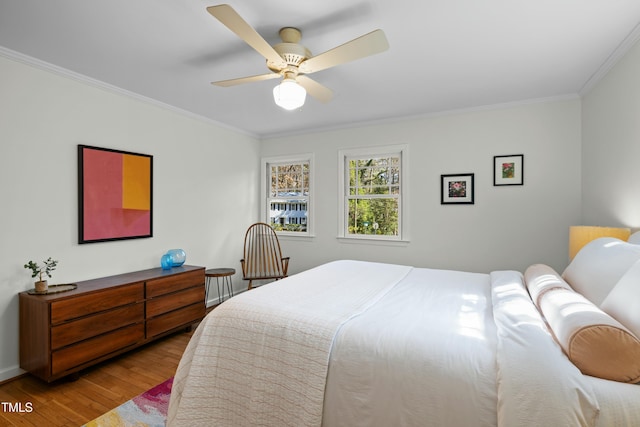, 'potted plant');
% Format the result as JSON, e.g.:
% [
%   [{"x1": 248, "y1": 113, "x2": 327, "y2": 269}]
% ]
[{"x1": 24, "y1": 257, "x2": 58, "y2": 293}]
